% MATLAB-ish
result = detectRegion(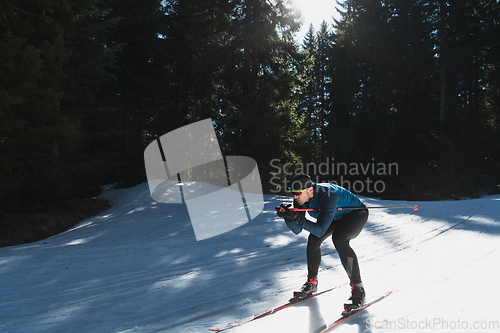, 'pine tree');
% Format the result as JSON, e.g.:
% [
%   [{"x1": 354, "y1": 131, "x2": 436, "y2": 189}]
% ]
[
  {"x1": 315, "y1": 21, "x2": 332, "y2": 162},
  {"x1": 298, "y1": 24, "x2": 318, "y2": 163},
  {"x1": 230, "y1": 0, "x2": 306, "y2": 185},
  {"x1": 329, "y1": 0, "x2": 499, "y2": 198},
  {"x1": 328, "y1": 0, "x2": 441, "y2": 197},
  {"x1": 166, "y1": 0, "x2": 305, "y2": 190},
  {"x1": 436, "y1": 0, "x2": 500, "y2": 196},
  {"x1": 0, "y1": 0, "x2": 119, "y2": 210},
  {"x1": 297, "y1": 21, "x2": 332, "y2": 165},
  {"x1": 101, "y1": 0, "x2": 170, "y2": 186}
]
